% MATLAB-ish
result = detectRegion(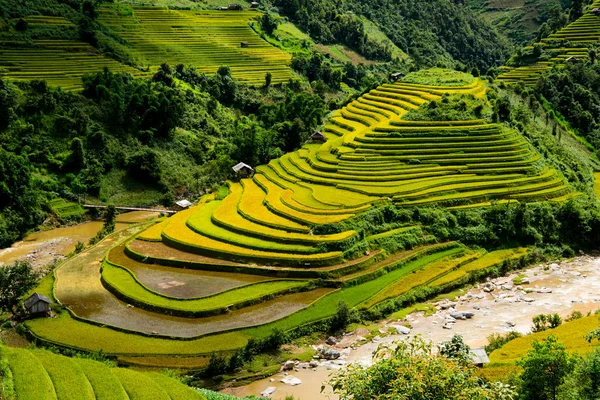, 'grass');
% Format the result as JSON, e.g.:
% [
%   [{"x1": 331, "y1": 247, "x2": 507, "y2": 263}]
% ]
[
  {"x1": 145, "y1": 372, "x2": 207, "y2": 400},
  {"x1": 186, "y1": 200, "x2": 317, "y2": 253},
  {"x1": 2, "y1": 347, "x2": 57, "y2": 400},
  {"x1": 102, "y1": 260, "x2": 309, "y2": 314},
  {"x1": 98, "y1": 6, "x2": 293, "y2": 85},
  {"x1": 74, "y1": 358, "x2": 129, "y2": 400},
  {"x1": 48, "y1": 198, "x2": 86, "y2": 219},
  {"x1": 489, "y1": 314, "x2": 600, "y2": 364},
  {"x1": 111, "y1": 368, "x2": 170, "y2": 400},
  {"x1": 429, "y1": 247, "x2": 530, "y2": 287},
  {"x1": 361, "y1": 249, "x2": 472, "y2": 308},
  {"x1": 32, "y1": 349, "x2": 95, "y2": 400}
]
